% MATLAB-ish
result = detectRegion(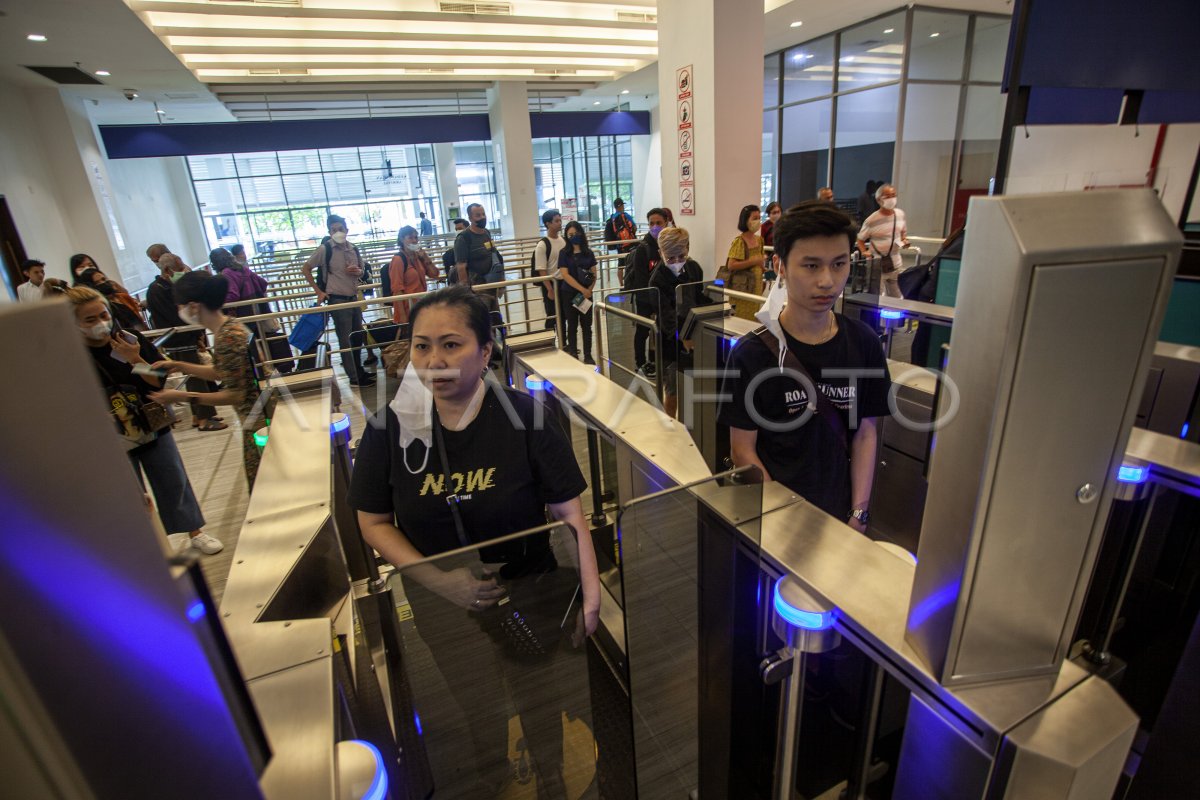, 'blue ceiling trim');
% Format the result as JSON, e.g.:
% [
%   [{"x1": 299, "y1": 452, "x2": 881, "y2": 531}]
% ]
[
  {"x1": 1024, "y1": 87, "x2": 1124, "y2": 126},
  {"x1": 529, "y1": 110, "x2": 651, "y2": 138},
  {"x1": 1138, "y1": 91, "x2": 1200, "y2": 125}
]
